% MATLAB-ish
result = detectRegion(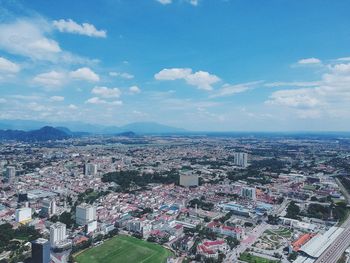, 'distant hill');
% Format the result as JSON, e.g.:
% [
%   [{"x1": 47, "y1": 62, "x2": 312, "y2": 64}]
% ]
[
  {"x1": 116, "y1": 131, "x2": 136, "y2": 137},
  {"x1": 0, "y1": 120, "x2": 187, "y2": 135},
  {"x1": 119, "y1": 122, "x2": 186, "y2": 134},
  {"x1": 0, "y1": 126, "x2": 70, "y2": 141}
]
